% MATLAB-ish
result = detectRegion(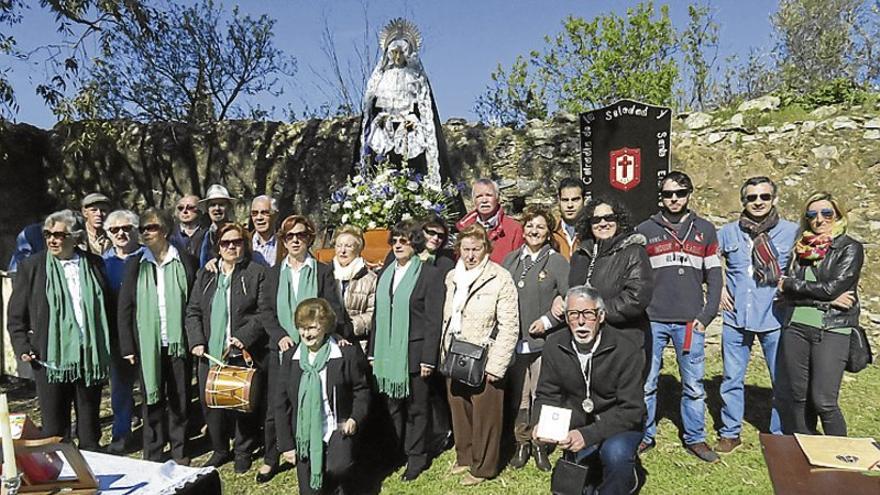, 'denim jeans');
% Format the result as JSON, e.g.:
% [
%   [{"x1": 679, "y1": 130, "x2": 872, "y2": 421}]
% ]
[
  {"x1": 719, "y1": 324, "x2": 781, "y2": 438},
  {"x1": 643, "y1": 321, "x2": 707, "y2": 445},
  {"x1": 110, "y1": 356, "x2": 136, "y2": 441},
  {"x1": 572, "y1": 430, "x2": 642, "y2": 495}
]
